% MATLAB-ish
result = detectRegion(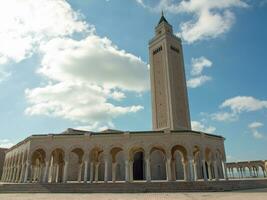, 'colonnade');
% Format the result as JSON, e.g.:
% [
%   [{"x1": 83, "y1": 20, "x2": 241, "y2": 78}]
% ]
[
  {"x1": 1, "y1": 144, "x2": 228, "y2": 183},
  {"x1": 227, "y1": 165, "x2": 266, "y2": 179}
]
